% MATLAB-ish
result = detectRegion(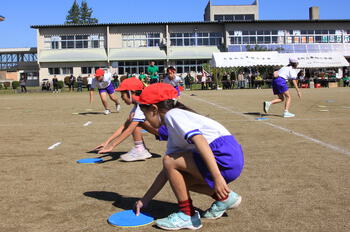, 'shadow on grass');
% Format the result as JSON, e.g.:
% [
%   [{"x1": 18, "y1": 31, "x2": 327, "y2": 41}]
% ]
[
  {"x1": 84, "y1": 151, "x2": 162, "y2": 163},
  {"x1": 244, "y1": 112, "x2": 282, "y2": 118},
  {"x1": 84, "y1": 191, "x2": 183, "y2": 218}
]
